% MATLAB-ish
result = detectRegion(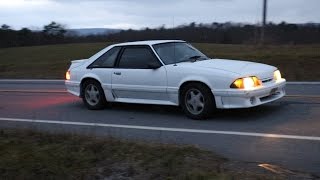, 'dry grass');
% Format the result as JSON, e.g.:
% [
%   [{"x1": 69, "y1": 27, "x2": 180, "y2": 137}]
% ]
[
  {"x1": 0, "y1": 129, "x2": 290, "y2": 180},
  {"x1": 0, "y1": 43, "x2": 112, "y2": 79},
  {"x1": 0, "y1": 43, "x2": 319, "y2": 80}
]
